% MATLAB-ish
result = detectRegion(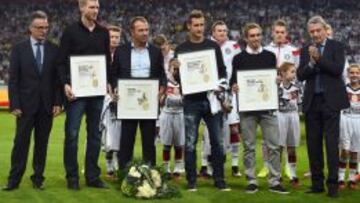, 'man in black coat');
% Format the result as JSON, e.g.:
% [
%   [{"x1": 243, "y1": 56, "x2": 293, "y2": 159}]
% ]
[
  {"x1": 112, "y1": 16, "x2": 166, "y2": 169},
  {"x1": 3, "y1": 11, "x2": 62, "y2": 191},
  {"x1": 297, "y1": 15, "x2": 349, "y2": 198},
  {"x1": 57, "y1": 0, "x2": 111, "y2": 190}
]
